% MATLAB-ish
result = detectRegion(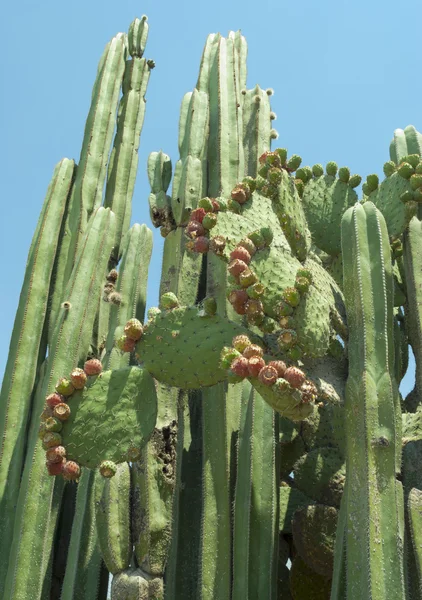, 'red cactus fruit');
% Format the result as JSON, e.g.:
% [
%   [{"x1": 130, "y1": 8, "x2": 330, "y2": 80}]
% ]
[
  {"x1": 230, "y1": 356, "x2": 250, "y2": 378},
  {"x1": 190, "y1": 207, "x2": 206, "y2": 223},
  {"x1": 228, "y1": 289, "x2": 249, "y2": 306},
  {"x1": 238, "y1": 238, "x2": 257, "y2": 256},
  {"x1": 46, "y1": 460, "x2": 66, "y2": 476},
  {"x1": 258, "y1": 365, "x2": 278, "y2": 386},
  {"x1": 268, "y1": 360, "x2": 287, "y2": 377},
  {"x1": 99, "y1": 460, "x2": 118, "y2": 478},
  {"x1": 245, "y1": 299, "x2": 264, "y2": 316},
  {"x1": 230, "y1": 247, "x2": 252, "y2": 264},
  {"x1": 193, "y1": 236, "x2": 210, "y2": 253},
  {"x1": 228, "y1": 259, "x2": 248, "y2": 278},
  {"x1": 62, "y1": 461, "x2": 81, "y2": 481},
  {"x1": 283, "y1": 366, "x2": 306, "y2": 389},
  {"x1": 300, "y1": 380, "x2": 318, "y2": 403},
  {"x1": 70, "y1": 368, "x2": 87, "y2": 390},
  {"x1": 231, "y1": 185, "x2": 250, "y2": 205},
  {"x1": 53, "y1": 403, "x2": 71, "y2": 421},
  {"x1": 42, "y1": 432, "x2": 62, "y2": 450},
  {"x1": 124, "y1": 318, "x2": 144, "y2": 341},
  {"x1": 117, "y1": 335, "x2": 136, "y2": 353},
  {"x1": 232, "y1": 300, "x2": 248, "y2": 315},
  {"x1": 46, "y1": 446, "x2": 66, "y2": 463},
  {"x1": 211, "y1": 199, "x2": 221, "y2": 212},
  {"x1": 232, "y1": 334, "x2": 251, "y2": 352},
  {"x1": 46, "y1": 392, "x2": 65, "y2": 409},
  {"x1": 55, "y1": 377, "x2": 75, "y2": 397},
  {"x1": 243, "y1": 344, "x2": 264, "y2": 359},
  {"x1": 259, "y1": 151, "x2": 270, "y2": 164},
  {"x1": 84, "y1": 359, "x2": 103, "y2": 376},
  {"x1": 186, "y1": 220, "x2": 205, "y2": 238},
  {"x1": 248, "y1": 356, "x2": 266, "y2": 377}
]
